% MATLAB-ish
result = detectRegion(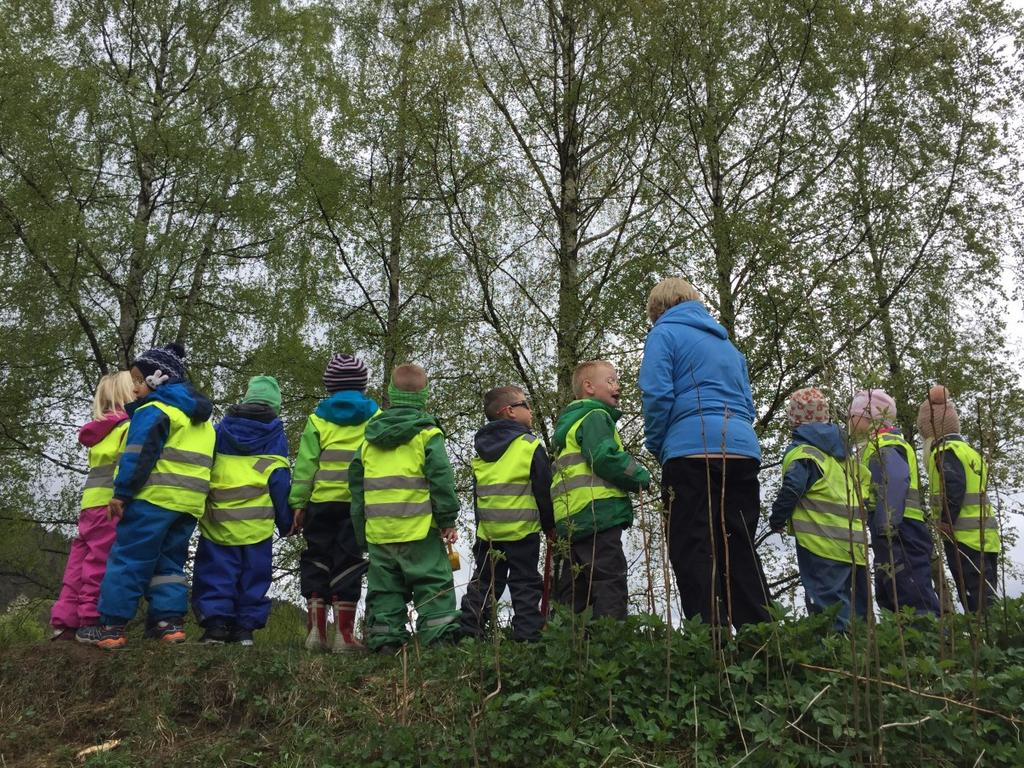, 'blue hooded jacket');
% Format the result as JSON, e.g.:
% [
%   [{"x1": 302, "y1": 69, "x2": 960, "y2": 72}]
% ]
[
  {"x1": 639, "y1": 301, "x2": 760, "y2": 463},
  {"x1": 114, "y1": 380, "x2": 213, "y2": 502},
  {"x1": 769, "y1": 422, "x2": 847, "y2": 532},
  {"x1": 215, "y1": 403, "x2": 293, "y2": 537}
]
